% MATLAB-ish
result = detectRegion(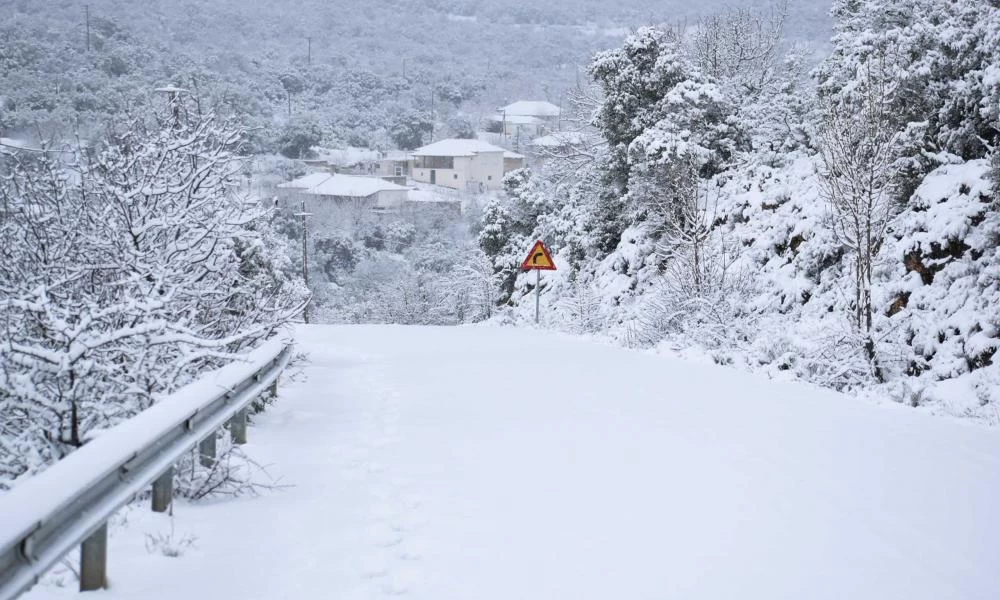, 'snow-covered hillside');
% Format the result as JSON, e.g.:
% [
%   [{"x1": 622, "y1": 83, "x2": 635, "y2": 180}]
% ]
[
  {"x1": 22, "y1": 325, "x2": 1000, "y2": 600},
  {"x1": 512, "y1": 154, "x2": 1000, "y2": 422},
  {"x1": 483, "y1": 0, "x2": 1000, "y2": 422}
]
